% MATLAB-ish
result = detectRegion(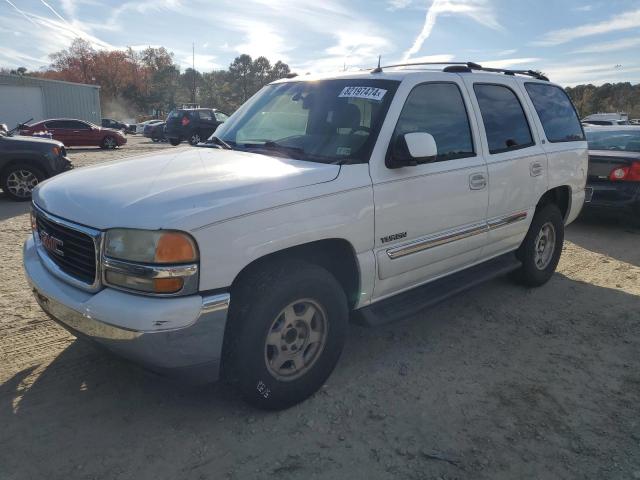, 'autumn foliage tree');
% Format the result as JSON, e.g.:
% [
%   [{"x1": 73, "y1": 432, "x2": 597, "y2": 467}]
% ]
[{"x1": 23, "y1": 38, "x2": 292, "y2": 119}]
